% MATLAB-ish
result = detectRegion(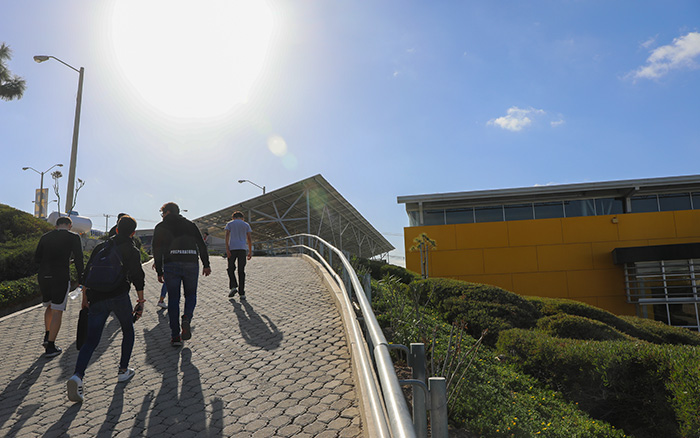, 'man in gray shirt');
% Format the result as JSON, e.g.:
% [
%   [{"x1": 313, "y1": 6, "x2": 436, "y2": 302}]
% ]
[{"x1": 224, "y1": 211, "x2": 252, "y2": 299}]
